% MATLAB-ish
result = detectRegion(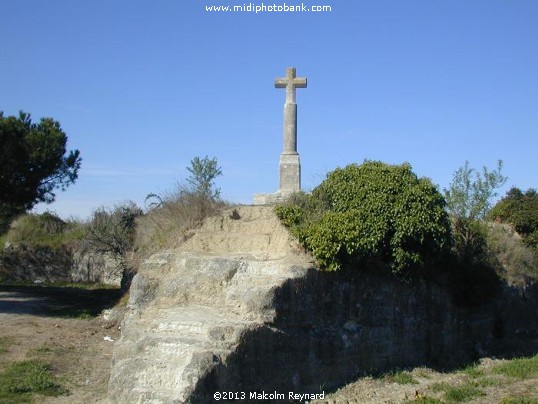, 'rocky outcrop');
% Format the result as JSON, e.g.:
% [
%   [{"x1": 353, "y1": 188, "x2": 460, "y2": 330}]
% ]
[
  {"x1": 71, "y1": 248, "x2": 122, "y2": 285},
  {"x1": 108, "y1": 206, "x2": 538, "y2": 403},
  {"x1": 108, "y1": 206, "x2": 312, "y2": 402}
]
